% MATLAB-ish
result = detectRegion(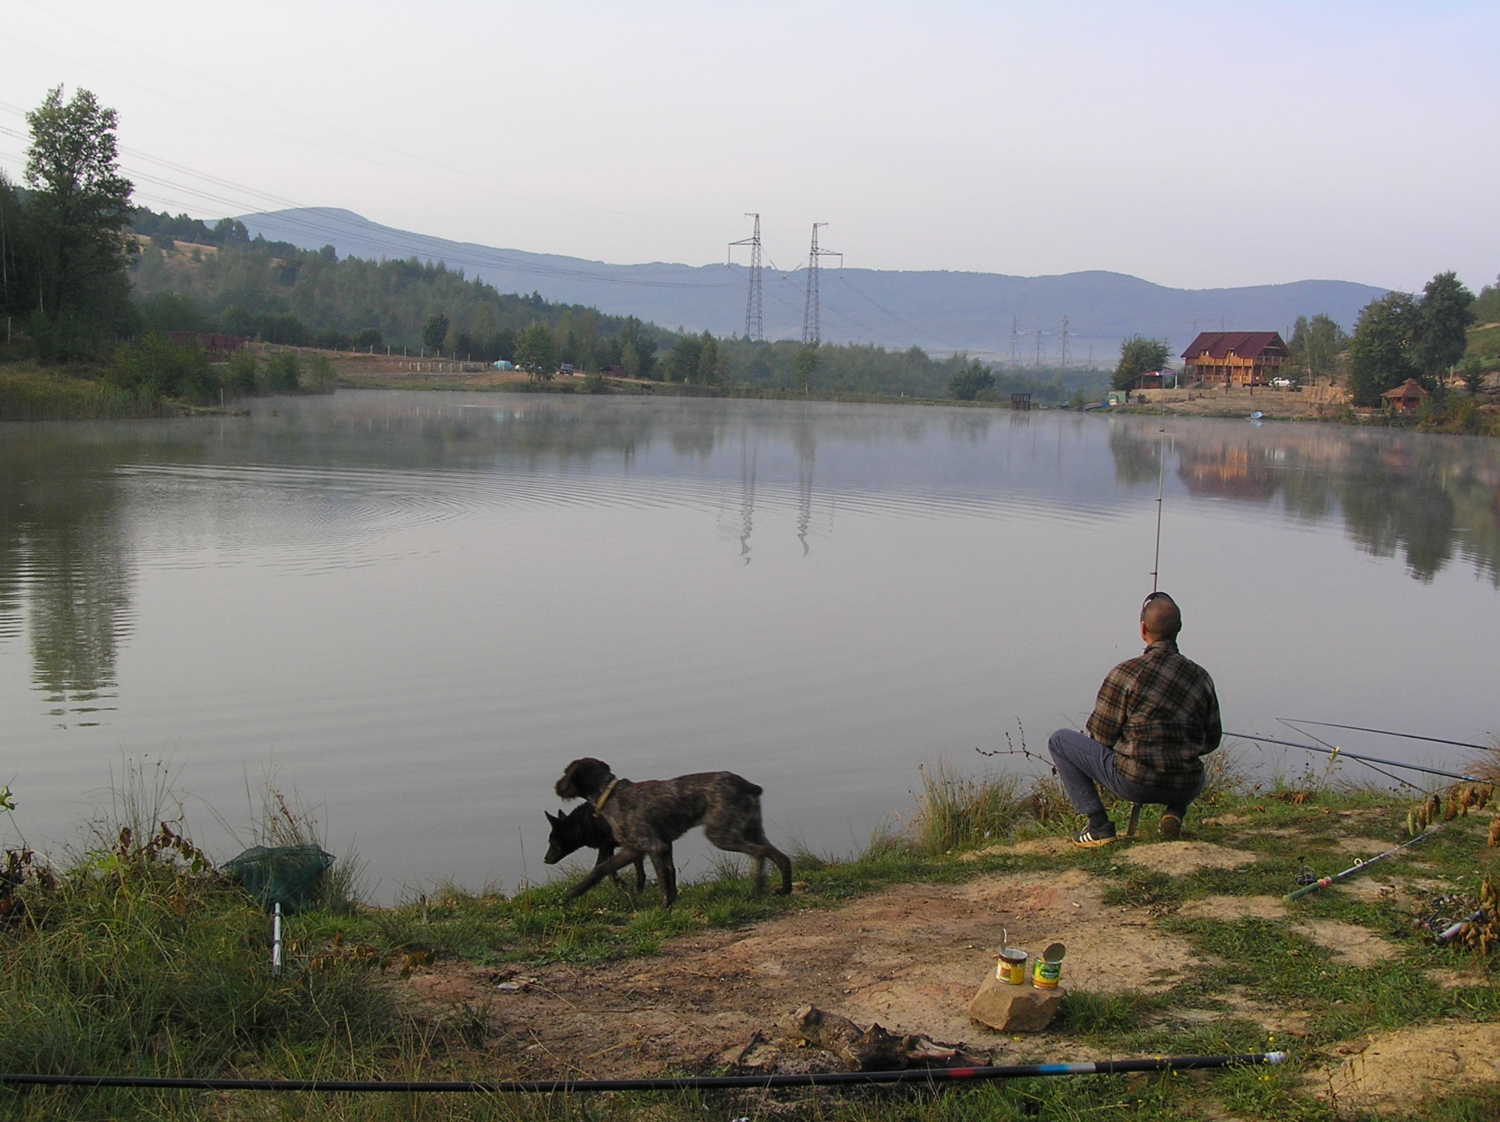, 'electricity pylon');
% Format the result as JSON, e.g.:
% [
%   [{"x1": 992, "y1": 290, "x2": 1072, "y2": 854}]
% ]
[
  {"x1": 802, "y1": 223, "x2": 841, "y2": 345},
  {"x1": 727, "y1": 213, "x2": 763, "y2": 342}
]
